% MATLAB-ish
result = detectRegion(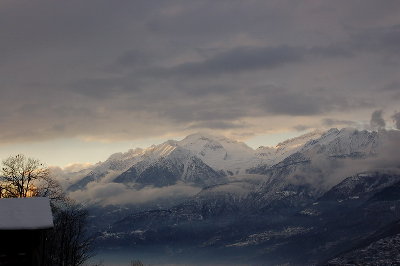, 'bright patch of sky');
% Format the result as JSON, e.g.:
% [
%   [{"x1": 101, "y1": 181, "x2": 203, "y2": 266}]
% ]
[
  {"x1": 0, "y1": 137, "x2": 168, "y2": 168},
  {"x1": 245, "y1": 131, "x2": 308, "y2": 149},
  {"x1": 0, "y1": 131, "x2": 305, "y2": 167}
]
